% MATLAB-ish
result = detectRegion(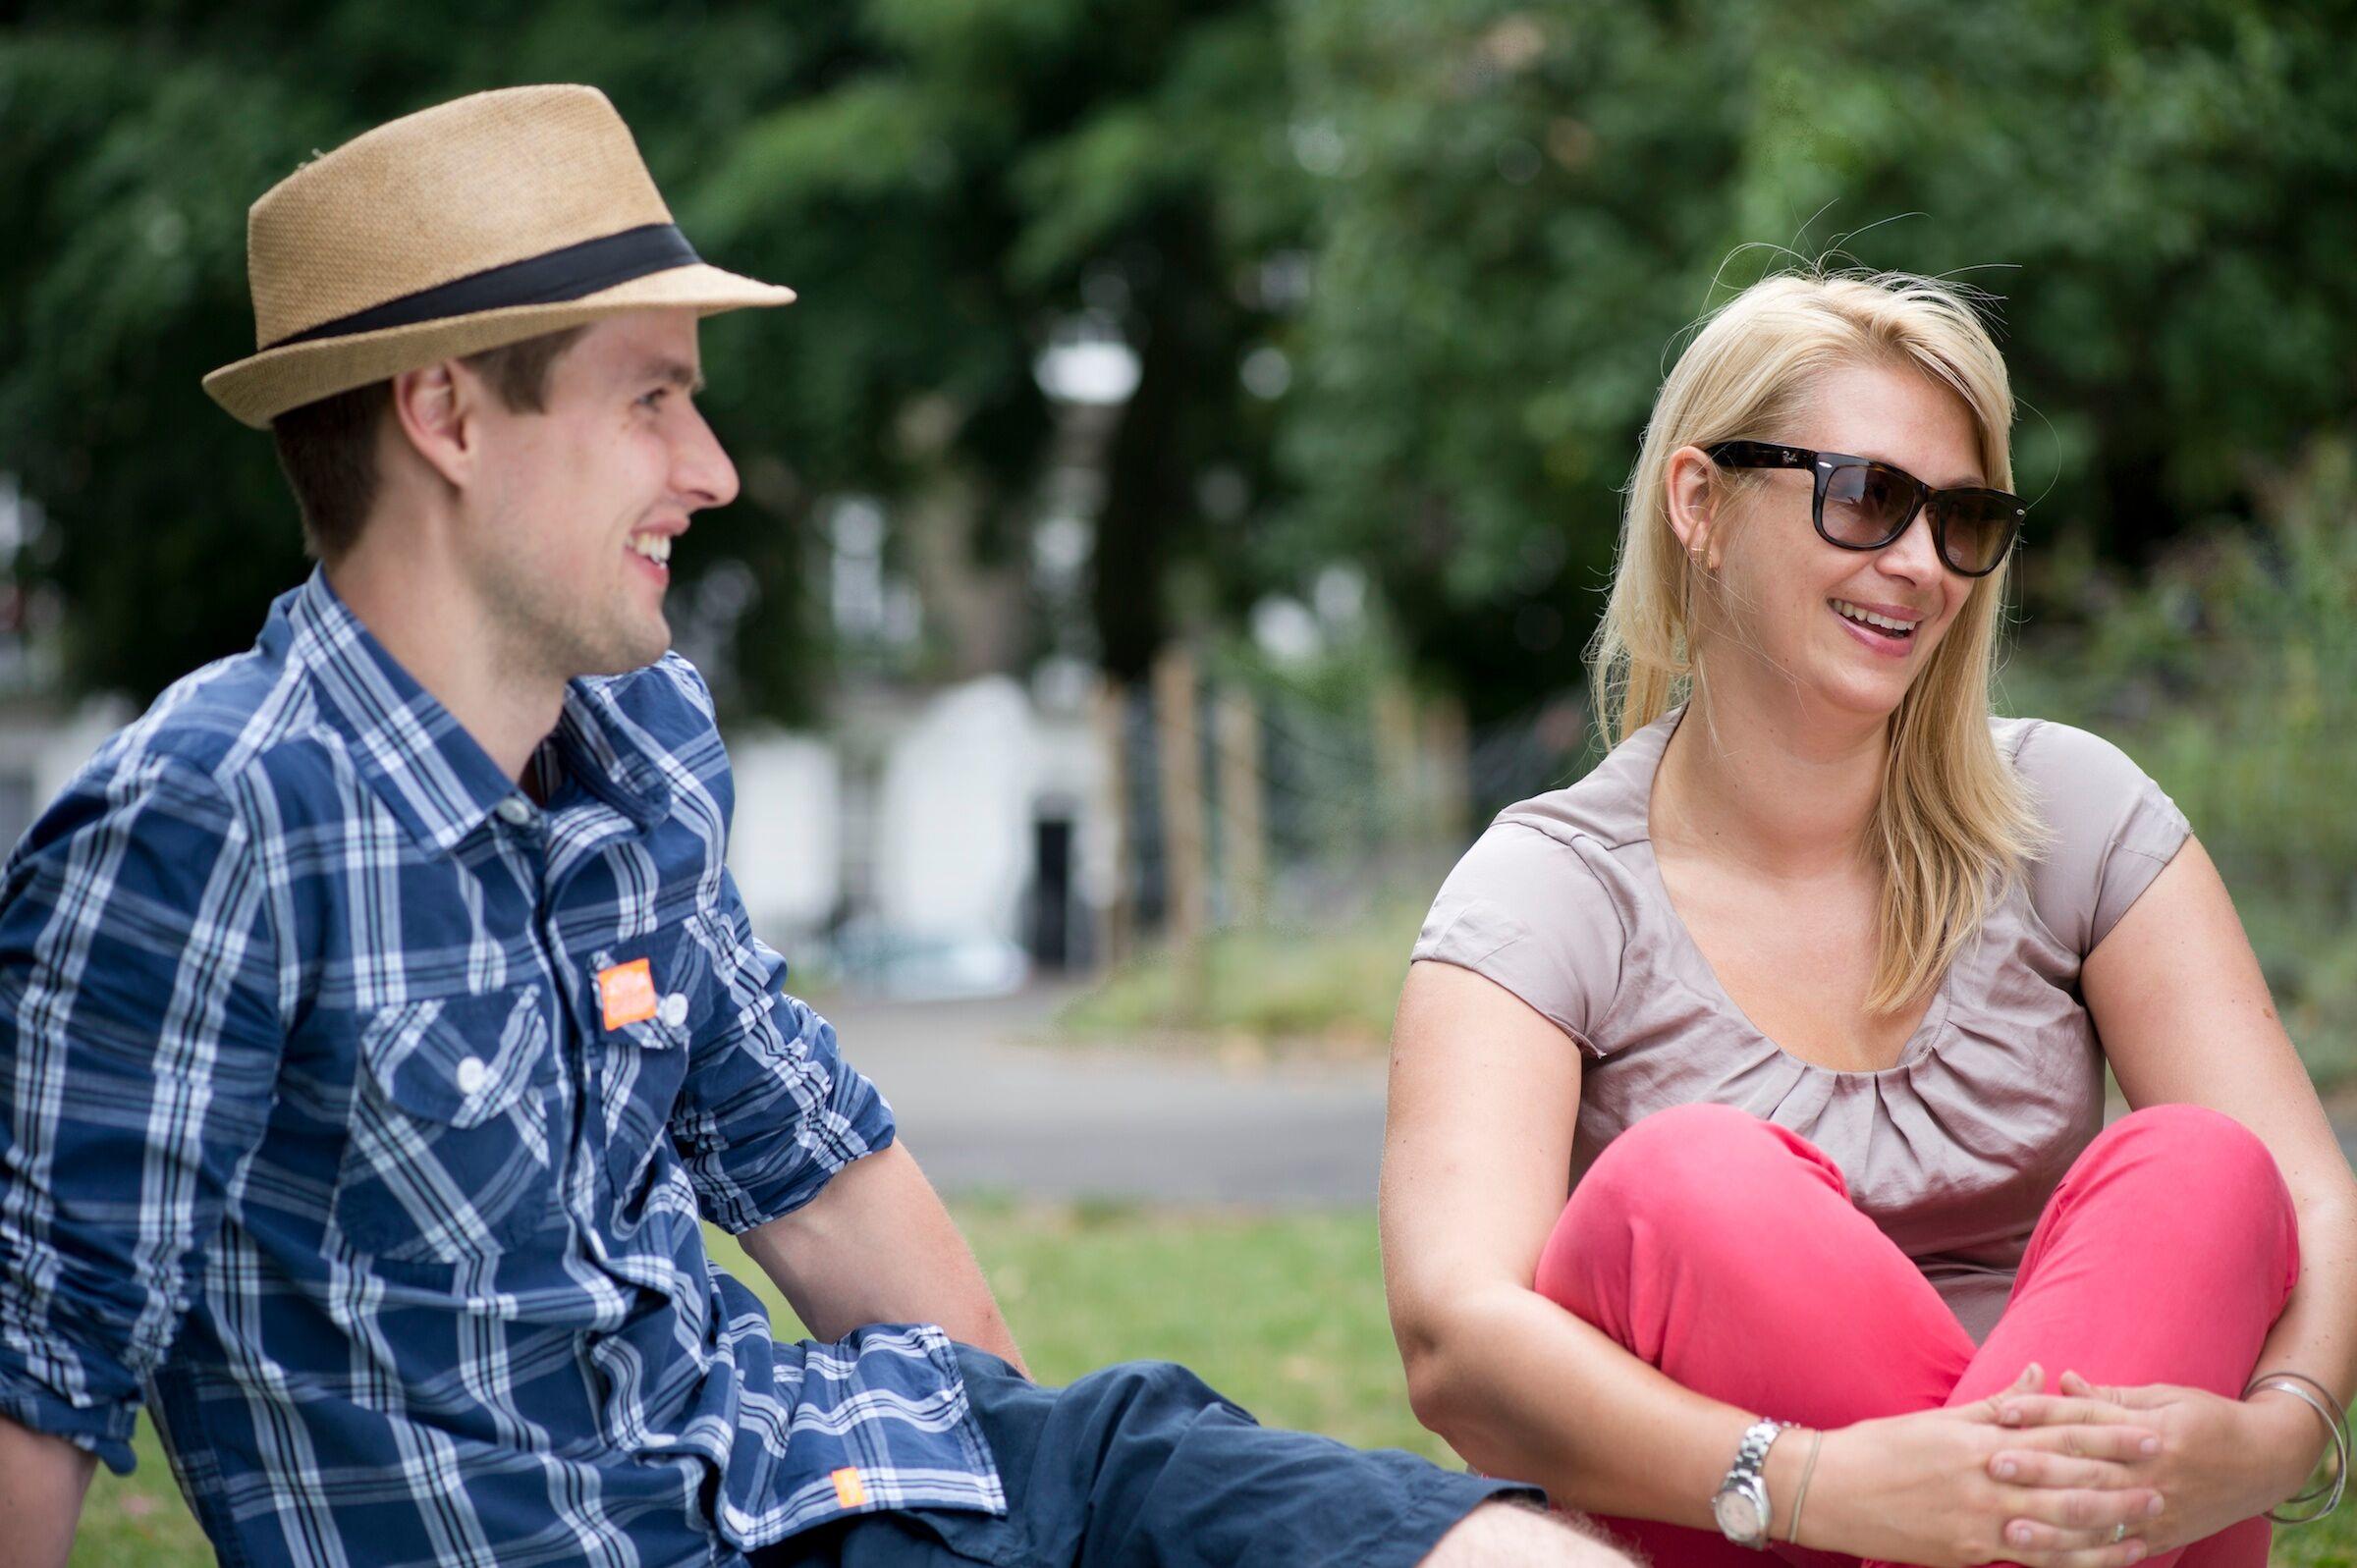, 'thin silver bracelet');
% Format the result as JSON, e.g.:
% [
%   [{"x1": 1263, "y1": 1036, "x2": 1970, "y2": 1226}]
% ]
[
  {"x1": 2243, "y1": 1376, "x2": 2348, "y2": 1523},
  {"x1": 2252, "y1": 1370, "x2": 2351, "y2": 1433},
  {"x1": 2251, "y1": 1379, "x2": 2344, "y2": 1519},
  {"x1": 2246, "y1": 1369, "x2": 2349, "y2": 1508}
]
